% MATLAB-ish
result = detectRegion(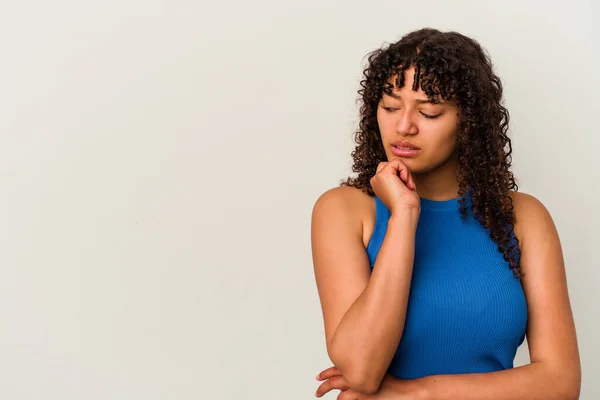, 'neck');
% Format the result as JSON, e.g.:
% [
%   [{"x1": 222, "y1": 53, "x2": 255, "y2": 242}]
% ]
[{"x1": 413, "y1": 153, "x2": 461, "y2": 201}]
